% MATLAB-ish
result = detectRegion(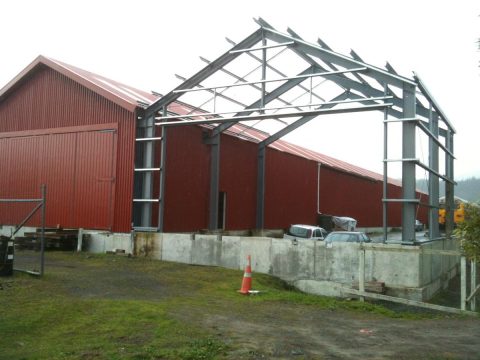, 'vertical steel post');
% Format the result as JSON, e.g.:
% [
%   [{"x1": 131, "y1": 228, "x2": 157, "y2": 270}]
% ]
[
  {"x1": 382, "y1": 84, "x2": 389, "y2": 243},
  {"x1": 401, "y1": 84, "x2": 417, "y2": 244},
  {"x1": 141, "y1": 115, "x2": 155, "y2": 227},
  {"x1": 428, "y1": 105, "x2": 440, "y2": 239},
  {"x1": 256, "y1": 145, "x2": 266, "y2": 229},
  {"x1": 208, "y1": 134, "x2": 220, "y2": 230},
  {"x1": 461, "y1": 256, "x2": 467, "y2": 311},
  {"x1": 445, "y1": 131, "x2": 455, "y2": 239},
  {"x1": 158, "y1": 107, "x2": 168, "y2": 232},
  {"x1": 471, "y1": 258, "x2": 477, "y2": 311},
  {"x1": 40, "y1": 184, "x2": 46, "y2": 276}
]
